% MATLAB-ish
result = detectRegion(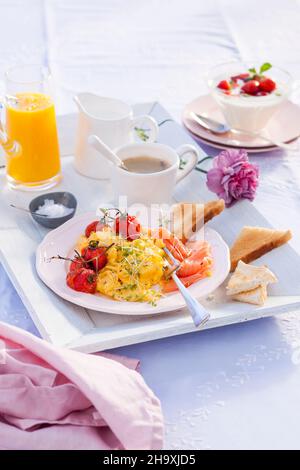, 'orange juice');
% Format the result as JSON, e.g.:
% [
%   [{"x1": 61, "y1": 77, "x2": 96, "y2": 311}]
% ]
[{"x1": 6, "y1": 92, "x2": 61, "y2": 184}]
